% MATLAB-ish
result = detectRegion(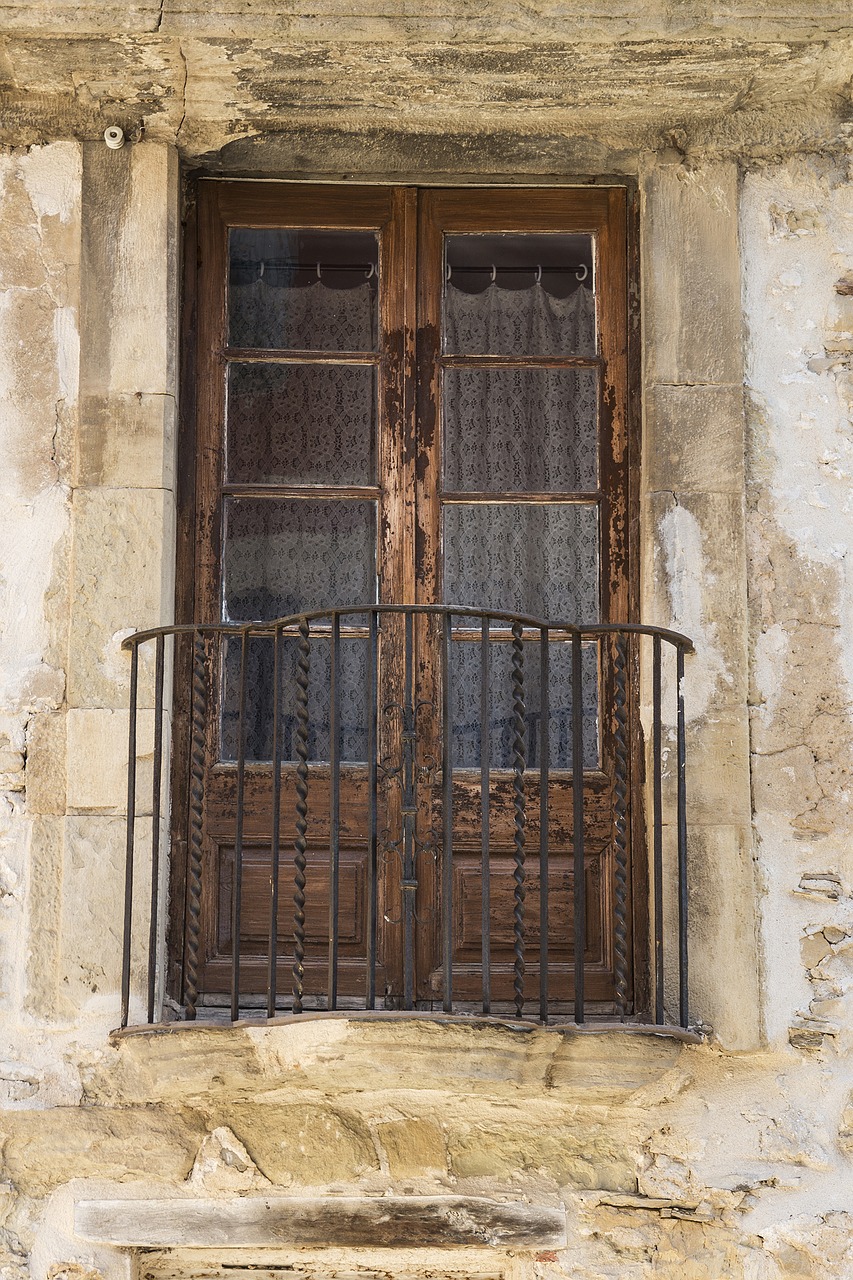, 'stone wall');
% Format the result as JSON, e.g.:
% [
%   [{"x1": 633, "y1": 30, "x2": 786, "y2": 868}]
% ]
[{"x1": 0, "y1": 31, "x2": 853, "y2": 1275}]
